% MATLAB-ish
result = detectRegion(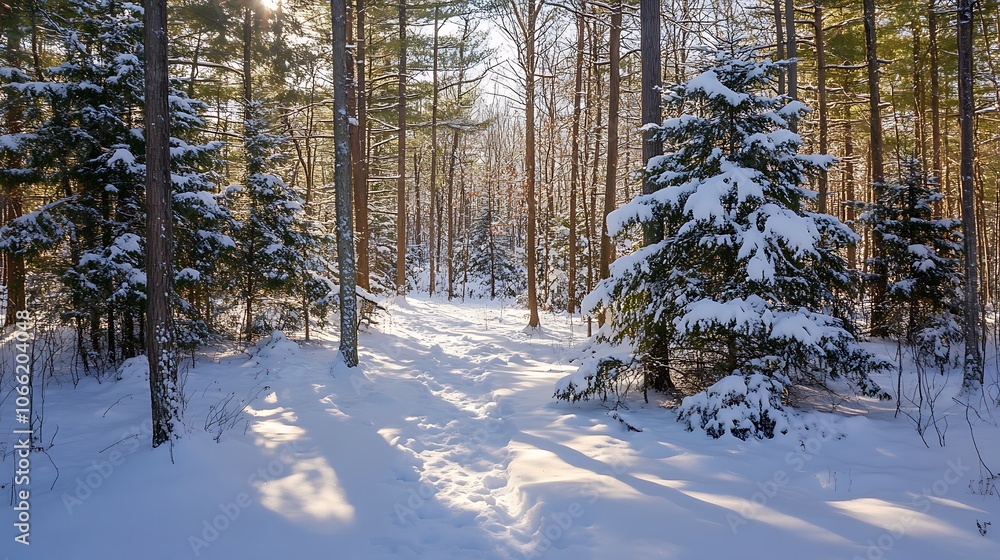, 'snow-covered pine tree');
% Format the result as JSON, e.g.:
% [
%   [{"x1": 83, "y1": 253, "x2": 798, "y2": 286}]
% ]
[
  {"x1": 361, "y1": 208, "x2": 397, "y2": 295},
  {"x1": 0, "y1": 0, "x2": 230, "y2": 364},
  {"x1": 555, "y1": 41, "x2": 888, "y2": 439},
  {"x1": 169, "y1": 94, "x2": 236, "y2": 352},
  {"x1": 461, "y1": 204, "x2": 524, "y2": 299},
  {"x1": 545, "y1": 214, "x2": 588, "y2": 312},
  {"x1": 0, "y1": 5, "x2": 35, "y2": 327},
  {"x1": 230, "y1": 102, "x2": 331, "y2": 339},
  {"x1": 855, "y1": 158, "x2": 963, "y2": 368},
  {"x1": 39, "y1": 0, "x2": 151, "y2": 366}
]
